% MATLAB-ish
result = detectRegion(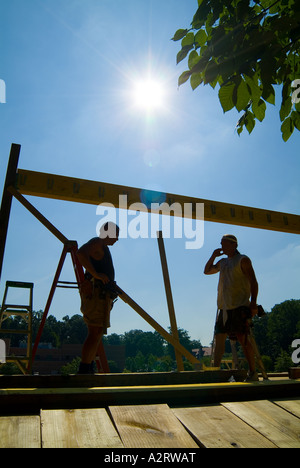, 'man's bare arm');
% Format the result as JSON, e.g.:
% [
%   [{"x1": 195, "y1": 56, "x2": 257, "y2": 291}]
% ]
[
  {"x1": 77, "y1": 239, "x2": 110, "y2": 284},
  {"x1": 241, "y1": 256, "x2": 258, "y2": 315},
  {"x1": 204, "y1": 248, "x2": 223, "y2": 275}
]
